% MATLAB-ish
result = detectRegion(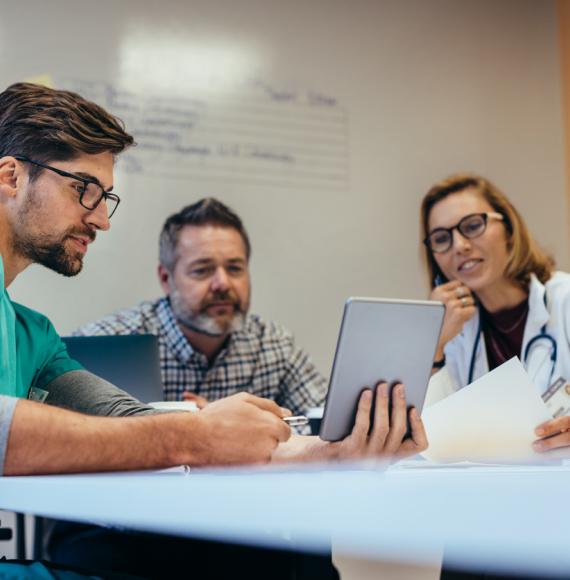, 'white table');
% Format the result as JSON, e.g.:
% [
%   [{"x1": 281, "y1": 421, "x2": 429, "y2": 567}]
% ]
[{"x1": 1, "y1": 461, "x2": 569, "y2": 577}]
